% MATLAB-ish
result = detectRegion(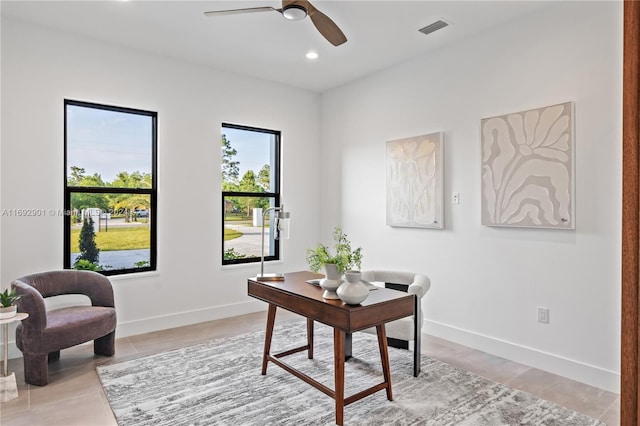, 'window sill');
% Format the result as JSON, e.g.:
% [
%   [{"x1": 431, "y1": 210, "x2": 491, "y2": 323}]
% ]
[
  {"x1": 107, "y1": 270, "x2": 160, "y2": 281},
  {"x1": 221, "y1": 260, "x2": 283, "y2": 271}
]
